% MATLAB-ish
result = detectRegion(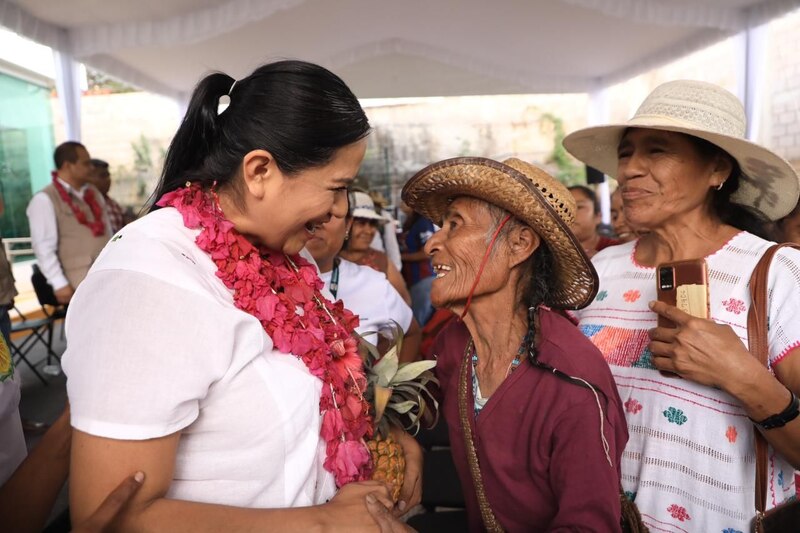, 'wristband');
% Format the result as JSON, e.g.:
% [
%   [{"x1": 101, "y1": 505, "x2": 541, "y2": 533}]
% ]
[{"x1": 751, "y1": 390, "x2": 799, "y2": 430}]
